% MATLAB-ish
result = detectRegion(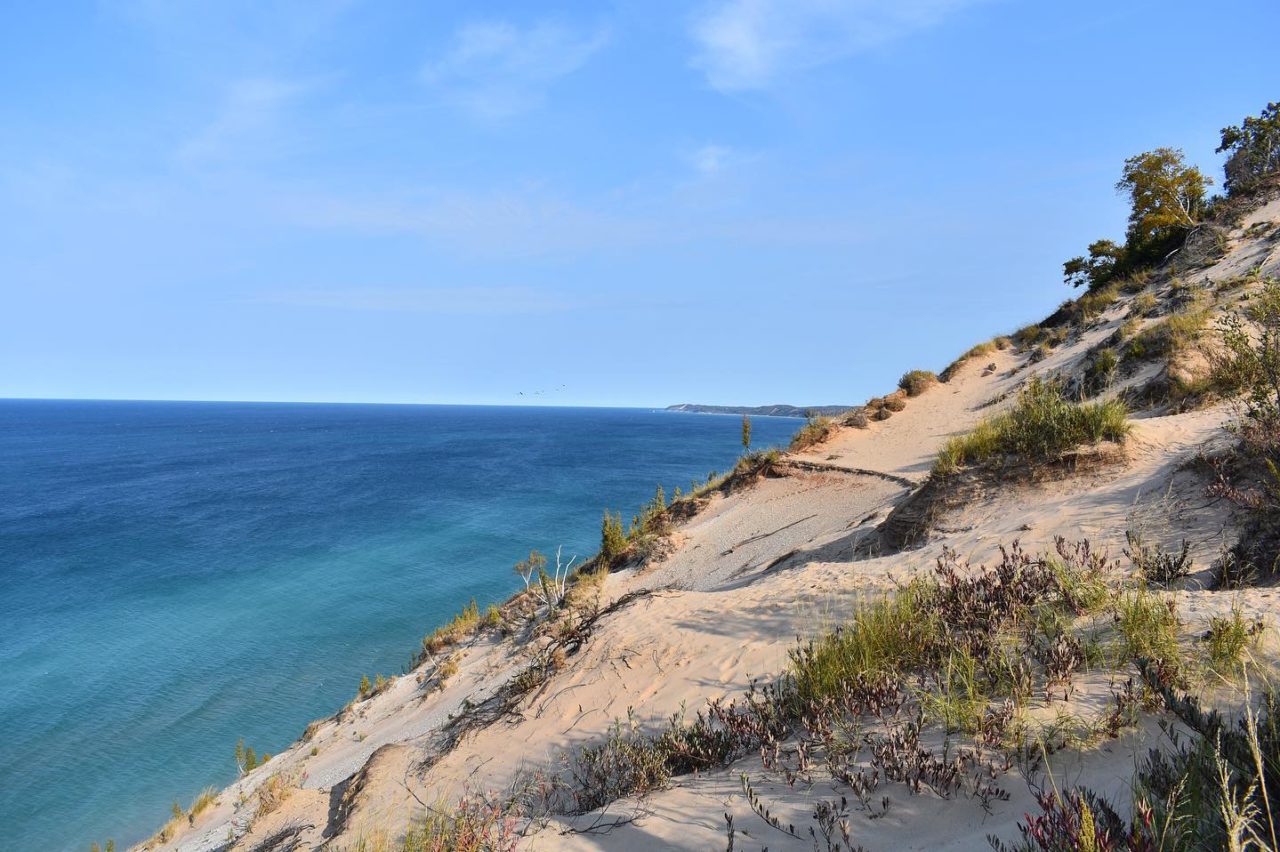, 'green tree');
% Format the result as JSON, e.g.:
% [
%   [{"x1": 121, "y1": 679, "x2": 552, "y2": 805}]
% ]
[
  {"x1": 600, "y1": 509, "x2": 626, "y2": 563},
  {"x1": 1218, "y1": 101, "x2": 1280, "y2": 194},
  {"x1": 1063, "y1": 239, "x2": 1123, "y2": 289},
  {"x1": 358, "y1": 674, "x2": 371, "y2": 696},
  {"x1": 741, "y1": 414, "x2": 752, "y2": 453},
  {"x1": 1116, "y1": 147, "x2": 1210, "y2": 251},
  {"x1": 244, "y1": 746, "x2": 257, "y2": 772}
]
